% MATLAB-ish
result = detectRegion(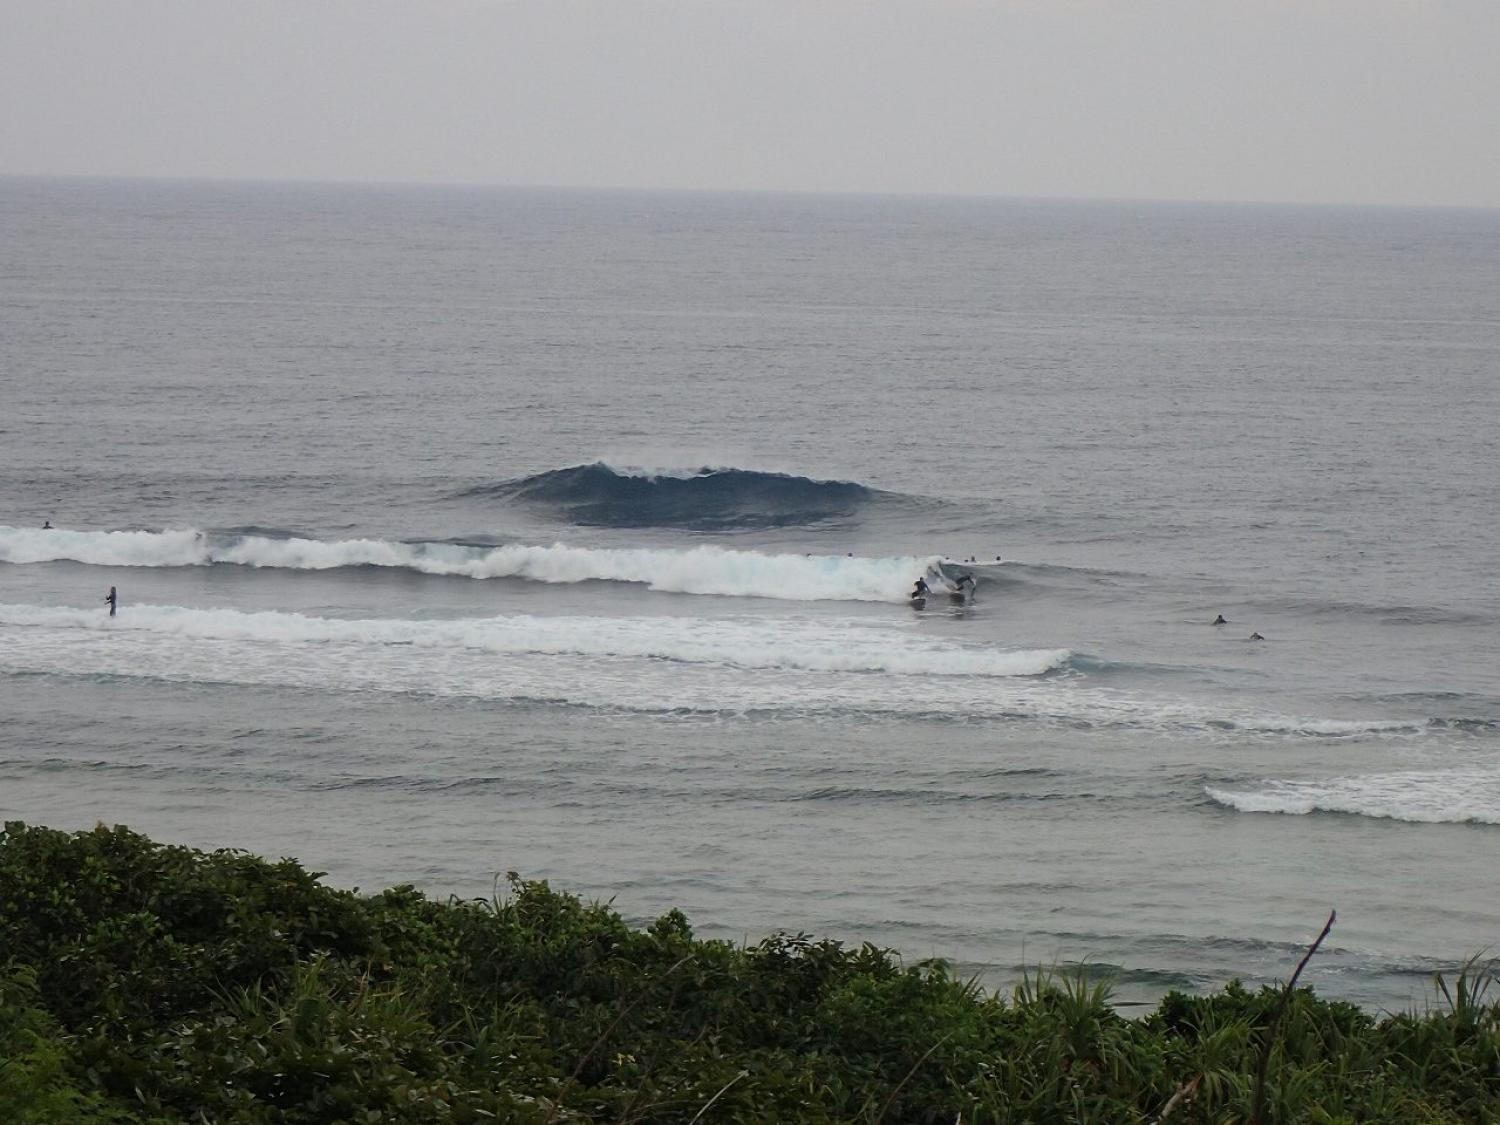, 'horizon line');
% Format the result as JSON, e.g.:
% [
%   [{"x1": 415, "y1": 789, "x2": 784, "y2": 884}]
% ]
[{"x1": 3, "y1": 170, "x2": 1496, "y2": 215}]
